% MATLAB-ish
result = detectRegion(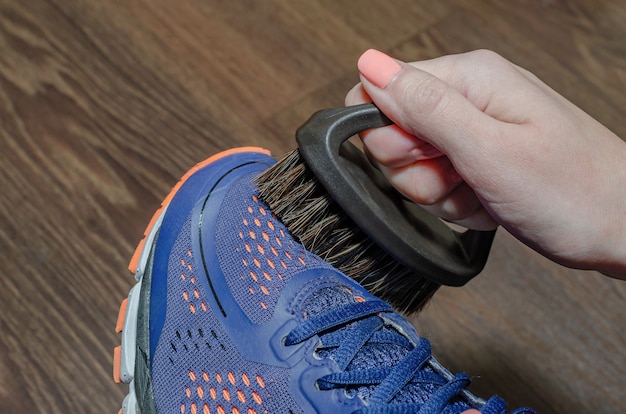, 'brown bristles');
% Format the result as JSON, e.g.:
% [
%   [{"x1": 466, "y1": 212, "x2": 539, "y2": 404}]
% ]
[{"x1": 255, "y1": 149, "x2": 441, "y2": 313}]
